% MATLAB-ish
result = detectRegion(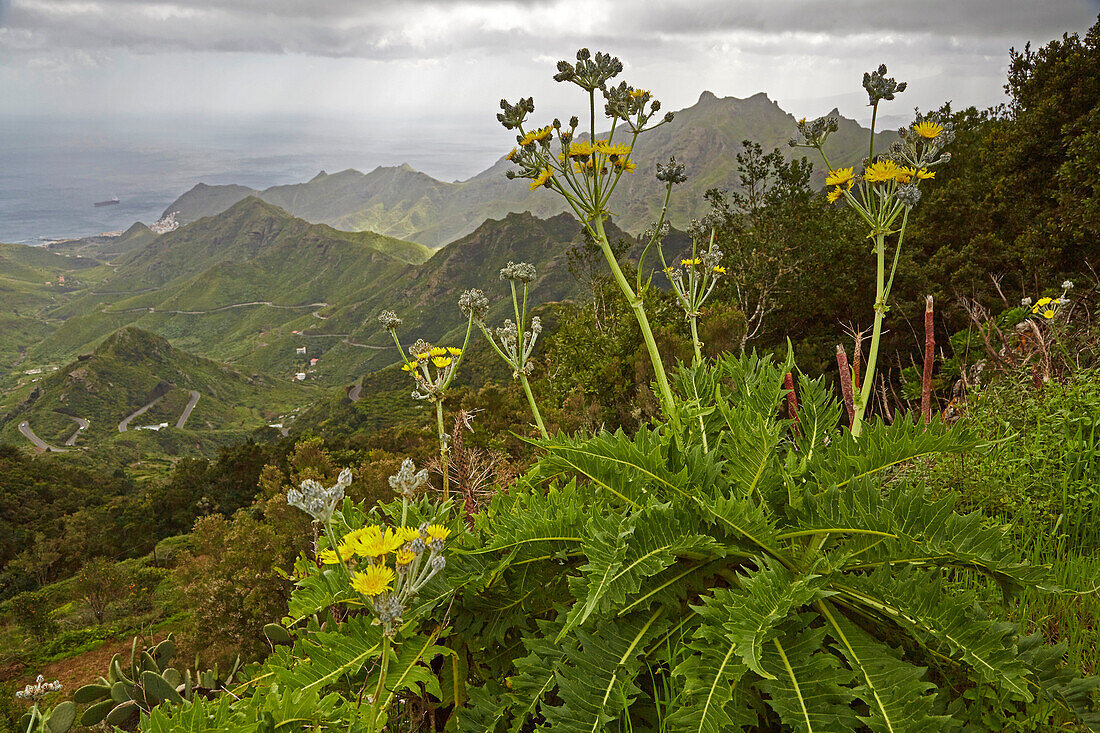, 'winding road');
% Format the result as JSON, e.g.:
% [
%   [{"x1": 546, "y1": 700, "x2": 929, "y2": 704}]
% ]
[
  {"x1": 63, "y1": 416, "x2": 89, "y2": 446},
  {"x1": 18, "y1": 421, "x2": 68, "y2": 453},
  {"x1": 102, "y1": 301, "x2": 328, "y2": 316},
  {"x1": 176, "y1": 391, "x2": 201, "y2": 429},
  {"x1": 118, "y1": 396, "x2": 163, "y2": 432}
]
